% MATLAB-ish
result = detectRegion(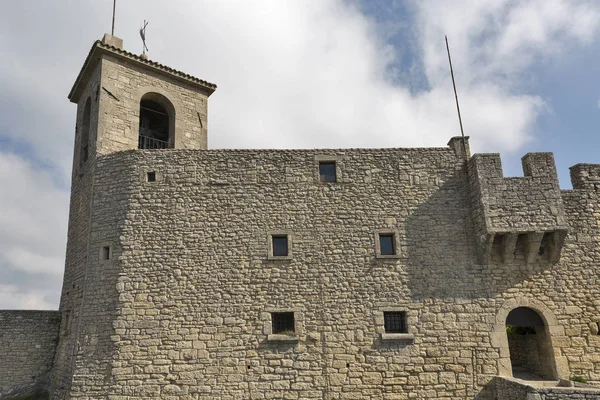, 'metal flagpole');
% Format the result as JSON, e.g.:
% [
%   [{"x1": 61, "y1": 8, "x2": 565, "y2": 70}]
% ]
[
  {"x1": 112, "y1": 0, "x2": 116, "y2": 35},
  {"x1": 445, "y1": 35, "x2": 468, "y2": 161}
]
